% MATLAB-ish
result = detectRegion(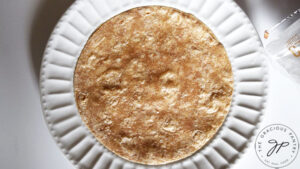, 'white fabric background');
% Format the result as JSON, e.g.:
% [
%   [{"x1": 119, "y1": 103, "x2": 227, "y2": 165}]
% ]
[{"x1": 0, "y1": 0, "x2": 299, "y2": 168}]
